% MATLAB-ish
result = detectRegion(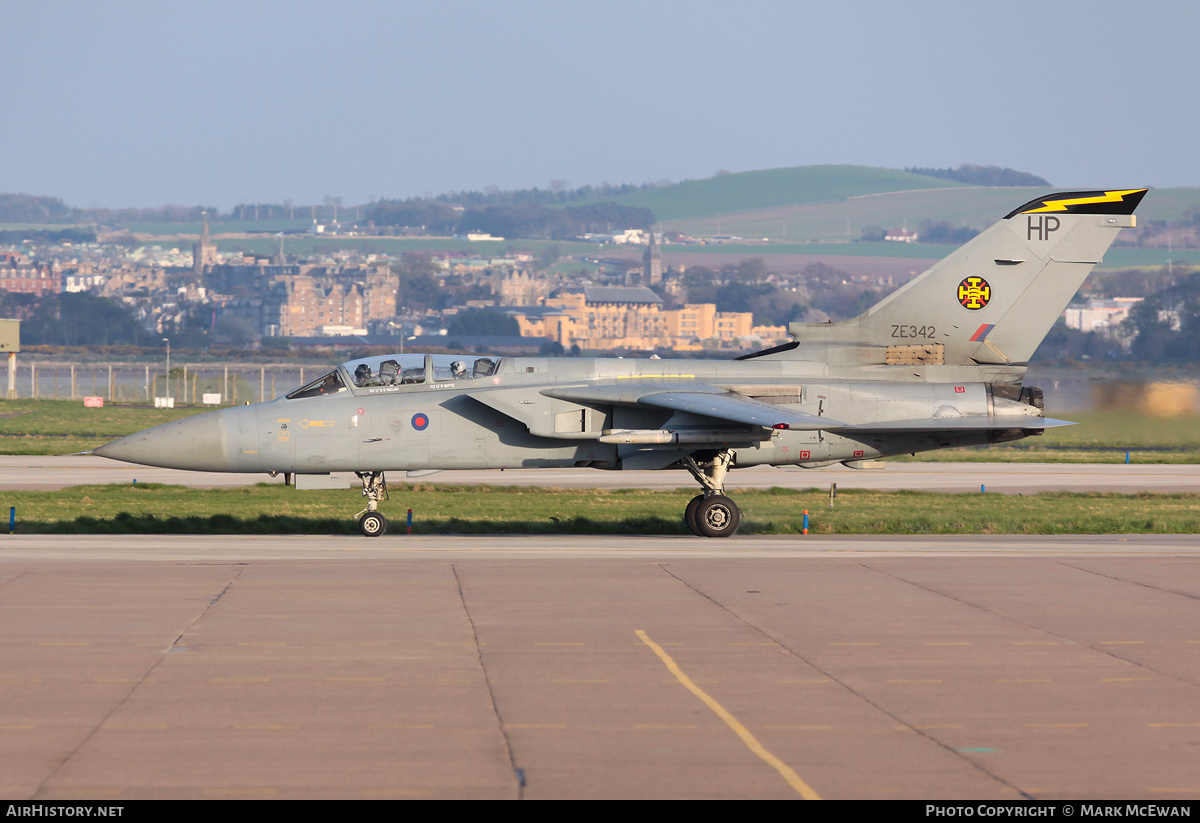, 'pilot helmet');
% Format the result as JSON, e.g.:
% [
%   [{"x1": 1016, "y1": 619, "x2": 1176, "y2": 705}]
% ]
[
  {"x1": 450, "y1": 360, "x2": 466, "y2": 375},
  {"x1": 354, "y1": 363, "x2": 371, "y2": 381}
]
